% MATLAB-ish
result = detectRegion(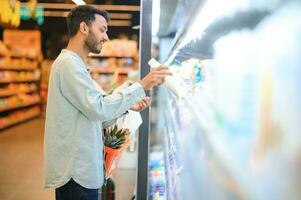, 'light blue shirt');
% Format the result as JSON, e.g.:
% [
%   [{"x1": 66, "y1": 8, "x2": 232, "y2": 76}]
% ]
[{"x1": 44, "y1": 49, "x2": 145, "y2": 189}]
